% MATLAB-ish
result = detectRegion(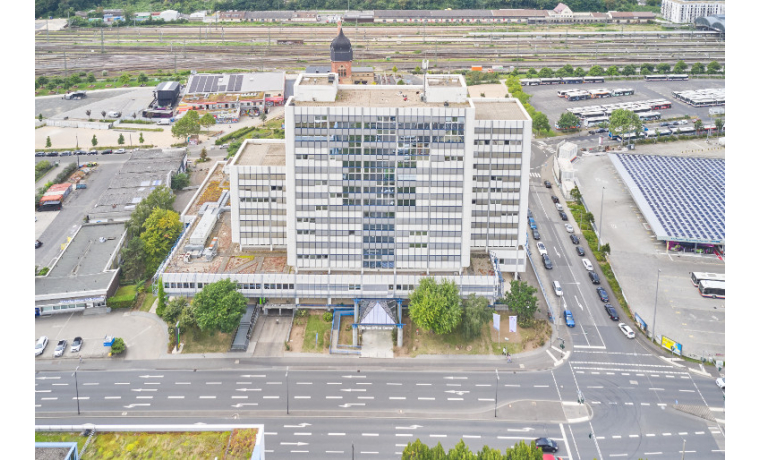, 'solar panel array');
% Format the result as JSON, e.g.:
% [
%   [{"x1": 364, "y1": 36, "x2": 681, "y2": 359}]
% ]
[
  {"x1": 616, "y1": 154, "x2": 725, "y2": 243},
  {"x1": 188, "y1": 74, "x2": 245, "y2": 94}
]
